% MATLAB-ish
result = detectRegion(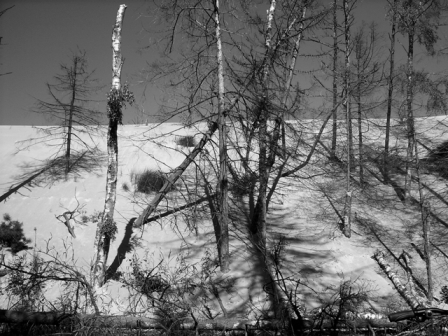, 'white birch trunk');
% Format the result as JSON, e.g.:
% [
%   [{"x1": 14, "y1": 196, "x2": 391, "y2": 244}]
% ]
[
  {"x1": 92, "y1": 4, "x2": 127, "y2": 289},
  {"x1": 372, "y1": 251, "x2": 427, "y2": 309},
  {"x1": 214, "y1": 0, "x2": 229, "y2": 273},
  {"x1": 256, "y1": 0, "x2": 276, "y2": 249}
]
